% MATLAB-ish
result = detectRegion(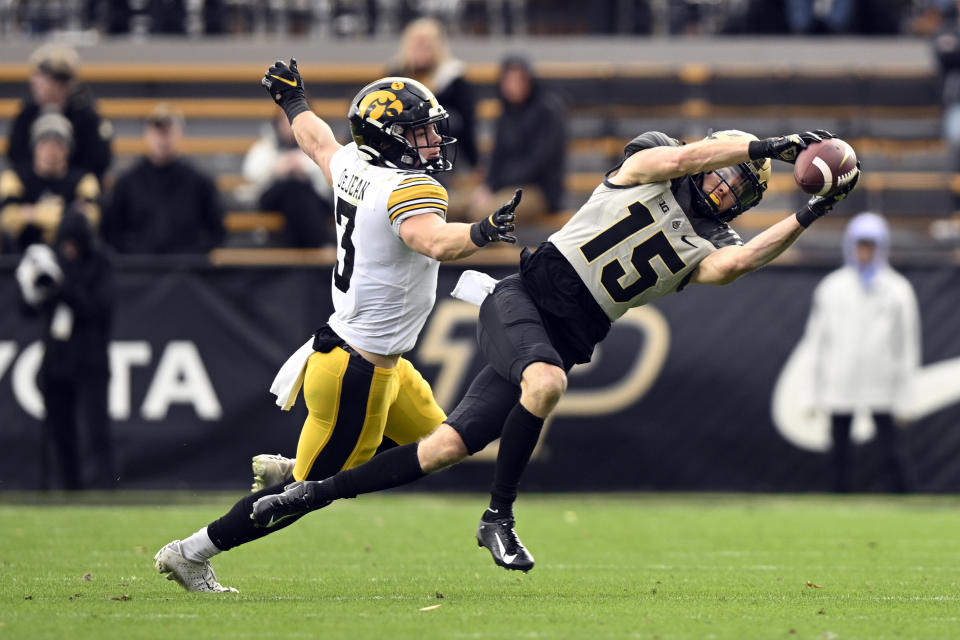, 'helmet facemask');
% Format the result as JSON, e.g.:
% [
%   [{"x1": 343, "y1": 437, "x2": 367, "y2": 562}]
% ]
[
  {"x1": 697, "y1": 162, "x2": 767, "y2": 223},
  {"x1": 387, "y1": 116, "x2": 456, "y2": 173},
  {"x1": 348, "y1": 77, "x2": 457, "y2": 174}
]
